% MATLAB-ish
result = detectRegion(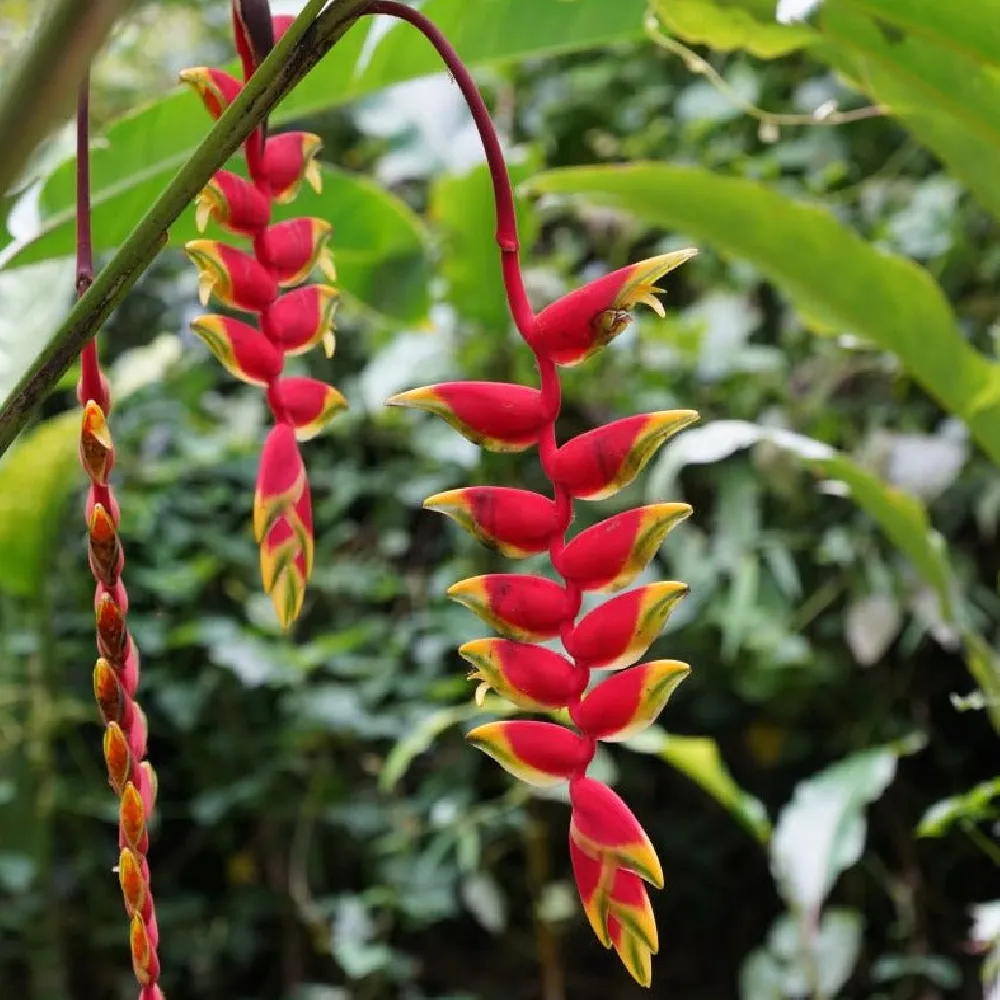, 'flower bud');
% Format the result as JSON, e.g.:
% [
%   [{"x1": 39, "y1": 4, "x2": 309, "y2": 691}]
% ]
[
  {"x1": 119, "y1": 846, "x2": 147, "y2": 917},
  {"x1": 572, "y1": 660, "x2": 690, "y2": 741},
  {"x1": 103, "y1": 721, "x2": 132, "y2": 795},
  {"x1": 88, "y1": 501, "x2": 123, "y2": 586},
  {"x1": 120, "y1": 782, "x2": 147, "y2": 854},
  {"x1": 253, "y1": 423, "x2": 306, "y2": 542},
  {"x1": 96, "y1": 592, "x2": 129, "y2": 664},
  {"x1": 459, "y1": 638, "x2": 580, "y2": 711},
  {"x1": 80, "y1": 401, "x2": 114, "y2": 485}
]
